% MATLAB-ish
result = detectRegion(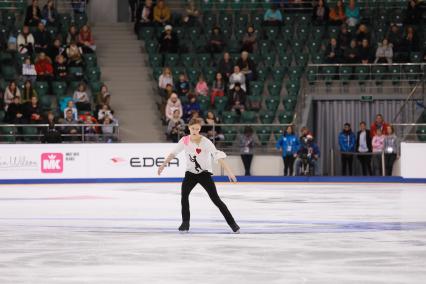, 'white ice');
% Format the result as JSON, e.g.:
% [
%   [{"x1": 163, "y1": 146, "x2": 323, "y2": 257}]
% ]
[{"x1": 0, "y1": 182, "x2": 426, "y2": 284}]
